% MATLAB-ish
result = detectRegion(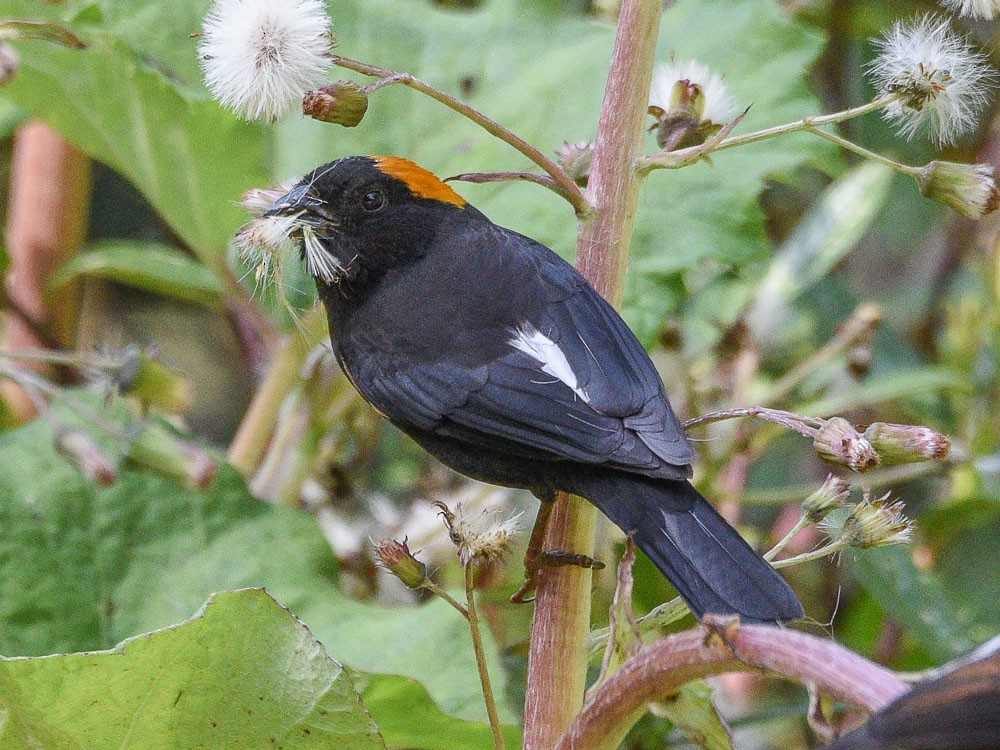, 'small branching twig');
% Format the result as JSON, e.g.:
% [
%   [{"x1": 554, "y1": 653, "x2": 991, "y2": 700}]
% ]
[{"x1": 331, "y1": 56, "x2": 591, "y2": 217}]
